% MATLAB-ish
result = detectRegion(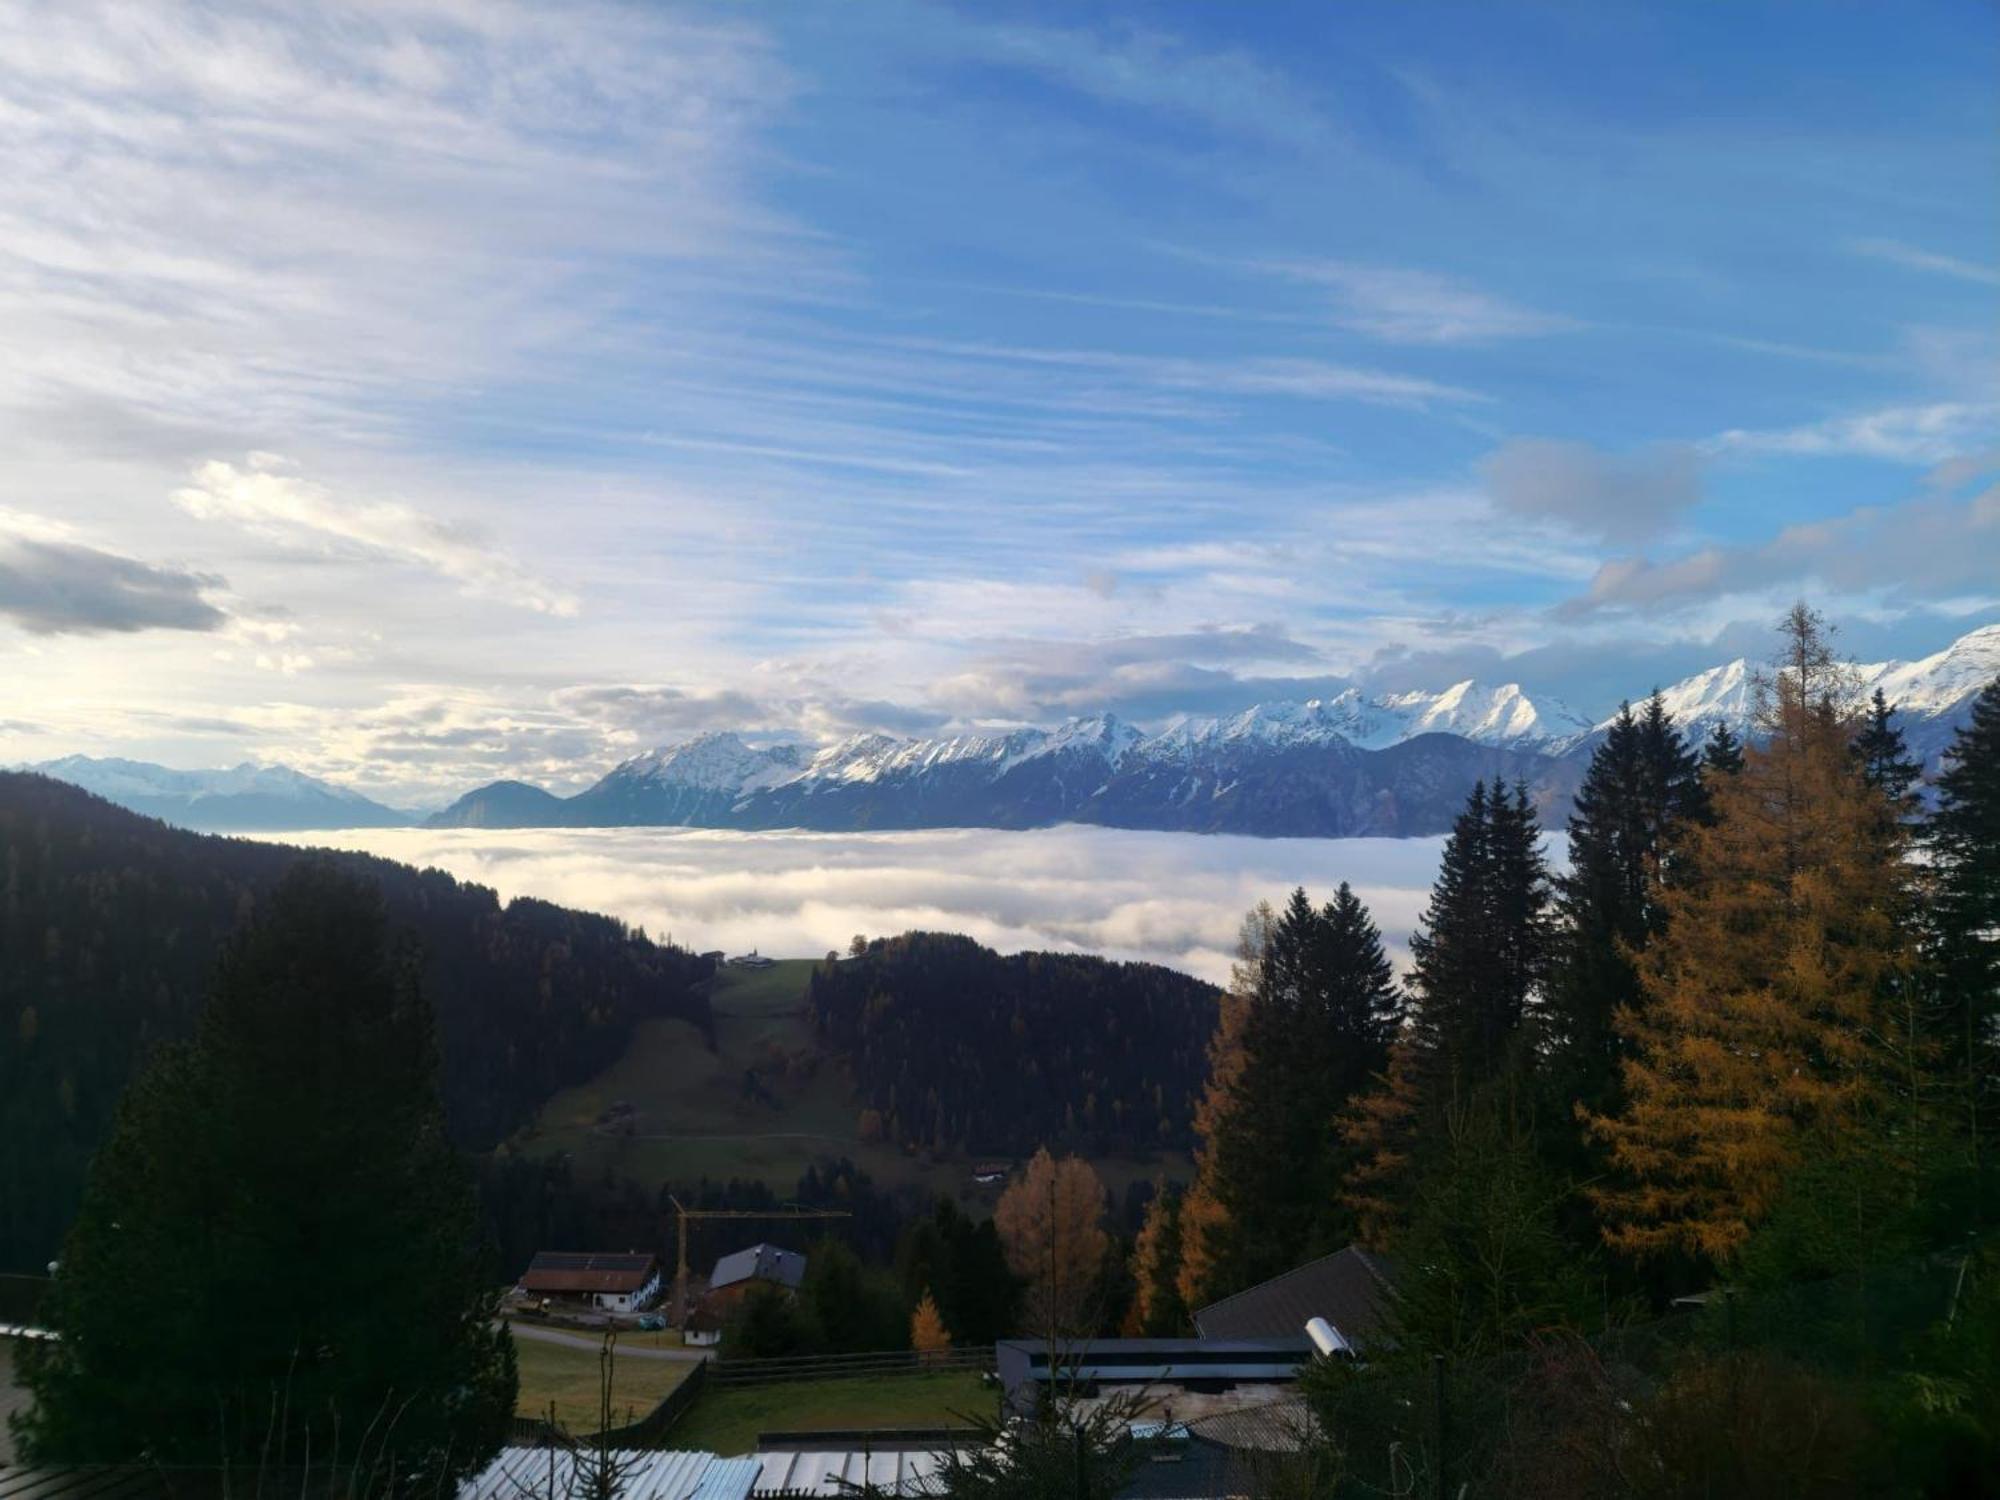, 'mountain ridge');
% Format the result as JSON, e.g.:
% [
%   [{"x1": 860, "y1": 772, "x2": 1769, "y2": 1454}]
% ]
[{"x1": 28, "y1": 624, "x2": 1999, "y2": 839}]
